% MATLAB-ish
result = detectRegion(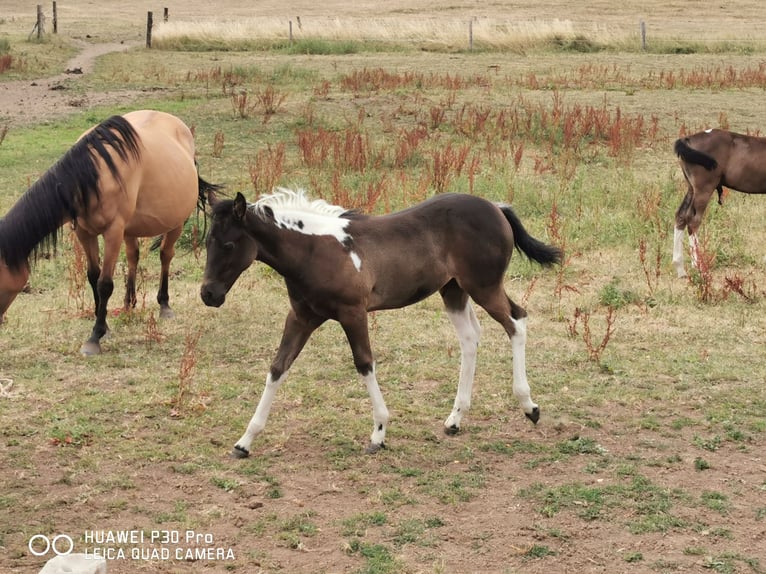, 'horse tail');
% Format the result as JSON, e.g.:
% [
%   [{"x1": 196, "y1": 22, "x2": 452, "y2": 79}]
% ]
[
  {"x1": 197, "y1": 176, "x2": 223, "y2": 211},
  {"x1": 674, "y1": 138, "x2": 718, "y2": 171},
  {"x1": 499, "y1": 205, "x2": 563, "y2": 267}
]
